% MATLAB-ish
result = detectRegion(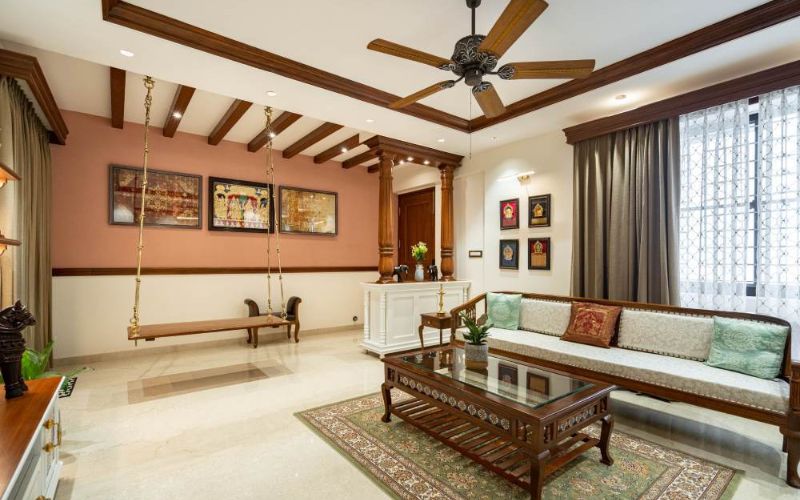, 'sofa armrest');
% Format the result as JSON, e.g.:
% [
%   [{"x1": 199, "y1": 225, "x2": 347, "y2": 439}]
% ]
[
  {"x1": 243, "y1": 299, "x2": 260, "y2": 317},
  {"x1": 449, "y1": 293, "x2": 486, "y2": 338}
]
